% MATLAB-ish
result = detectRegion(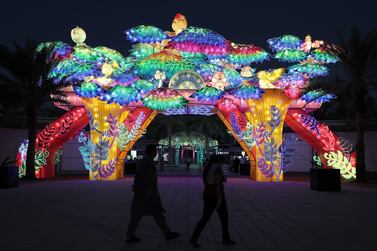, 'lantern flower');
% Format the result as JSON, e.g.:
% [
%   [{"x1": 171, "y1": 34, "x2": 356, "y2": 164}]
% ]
[
  {"x1": 100, "y1": 85, "x2": 140, "y2": 105},
  {"x1": 125, "y1": 25, "x2": 168, "y2": 43},
  {"x1": 191, "y1": 86, "x2": 224, "y2": 102},
  {"x1": 231, "y1": 85, "x2": 264, "y2": 100},
  {"x1": 228, "y1": 42, "x2": 269, "y2": 67},
  {"x1": 208, "y1": 71, "x2": 229, "y2": 90},
  {"x1": 288, "y1": 62, "x2": 329, "y2": 77},
  {"x1": 310, "y1": 48, "x2": 338, "y2": 63},
  {"x1": 267, "y1": 35, "x2": 303, "y2": 52},
  {"x1": 142, "y1": 87, "x2": 187, "y2": 110},
  {"x1": 215, "y1": 98, "x2": 239, "y2": 113},
  {"x1": 274, "y1": 49, "x2": 308, "y2": 63},
  {"x1": 169, "y1": 26, "x2": 229, "y2": 56}
]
